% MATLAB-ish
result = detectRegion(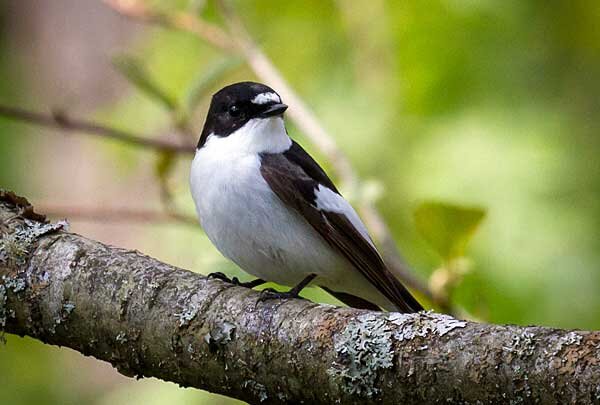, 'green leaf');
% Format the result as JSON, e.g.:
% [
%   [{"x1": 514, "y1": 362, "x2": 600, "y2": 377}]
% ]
[
  {"x1": 184, "y1": 56, "x2": 243, "y2": 112},
  {"x1": 113, "y1": 55, "x2": 178, "y2": 111},
  {"x1": 414, "y1": 201, "x2": 486, "y2": 261}
]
